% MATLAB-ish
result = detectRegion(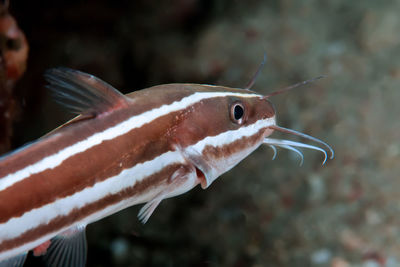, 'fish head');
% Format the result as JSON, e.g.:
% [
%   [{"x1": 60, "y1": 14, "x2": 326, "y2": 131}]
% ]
[{"x1": 171, "y1": 85, "x2": 276, "y2": 188}]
